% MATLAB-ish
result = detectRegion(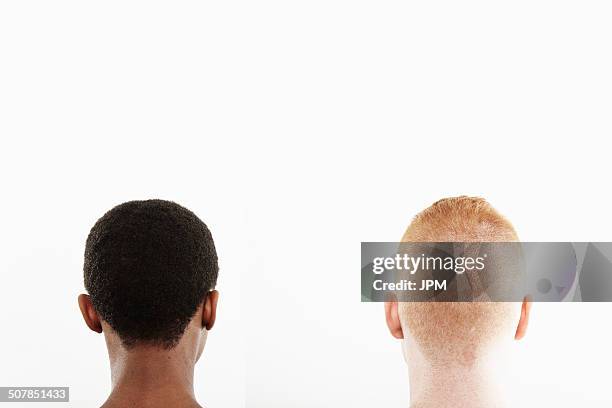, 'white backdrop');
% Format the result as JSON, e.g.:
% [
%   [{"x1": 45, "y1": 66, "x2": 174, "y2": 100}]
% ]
[
  {"x1": 1, "y1": 0, "x2": 612, "y2": 407},
  {"x1": 0, "y1": 3, "x2": 247, "y2": 407}
]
